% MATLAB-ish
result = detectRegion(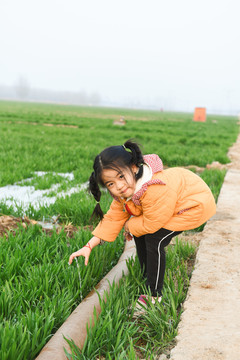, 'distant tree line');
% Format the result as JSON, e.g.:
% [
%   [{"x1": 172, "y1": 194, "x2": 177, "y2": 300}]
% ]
[{"x1": 0, "y1": 77, "x2": 101, "y2": 106}]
